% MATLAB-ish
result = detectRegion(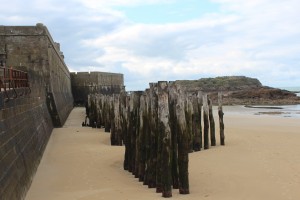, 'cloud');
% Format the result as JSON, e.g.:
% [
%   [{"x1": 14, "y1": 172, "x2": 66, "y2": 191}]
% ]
[
  {"x1": 1, "y1": 0, "x2": 300, "y2": 90},
  {"x1": 74, "y1": 0, "x2": 176, "y2": 8},
  {"x1": 87, "y1": 0, "x2": 300, "y2": 89}
]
